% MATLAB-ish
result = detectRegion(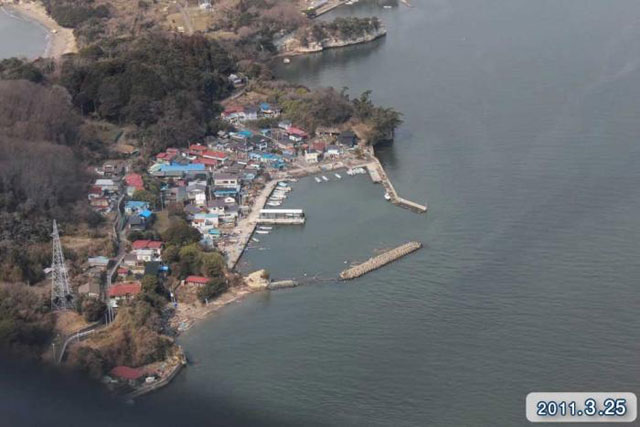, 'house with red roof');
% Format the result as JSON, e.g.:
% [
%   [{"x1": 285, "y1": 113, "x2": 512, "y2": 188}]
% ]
[
  {"x1": 286, "y1": 126, "x2": 308, "y2": 142},
  {"x1": 189, "y1": 144, "x2": 208, "y2": 153},
  {"x1": 202, "y1": 150, "x2": 228, "y2": 163},
  {"x1": 124, "y1": 173, "x2": 144, "y2": 196},
  {"x1": 193, "y1": 157, "x2": 218, "y2": 171},
  {"x1": 131, "y1": 240, "x2": 164, "y2": 261},
  {"x1": 221, "y1": 105, "x2": 245, "y2": 122},
  {"x1": 185, "y1": 276, "x2": 209, "y2": 287},
  {"x1": 108, "y1": 282, "x2": 141, "y2": 307}
]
